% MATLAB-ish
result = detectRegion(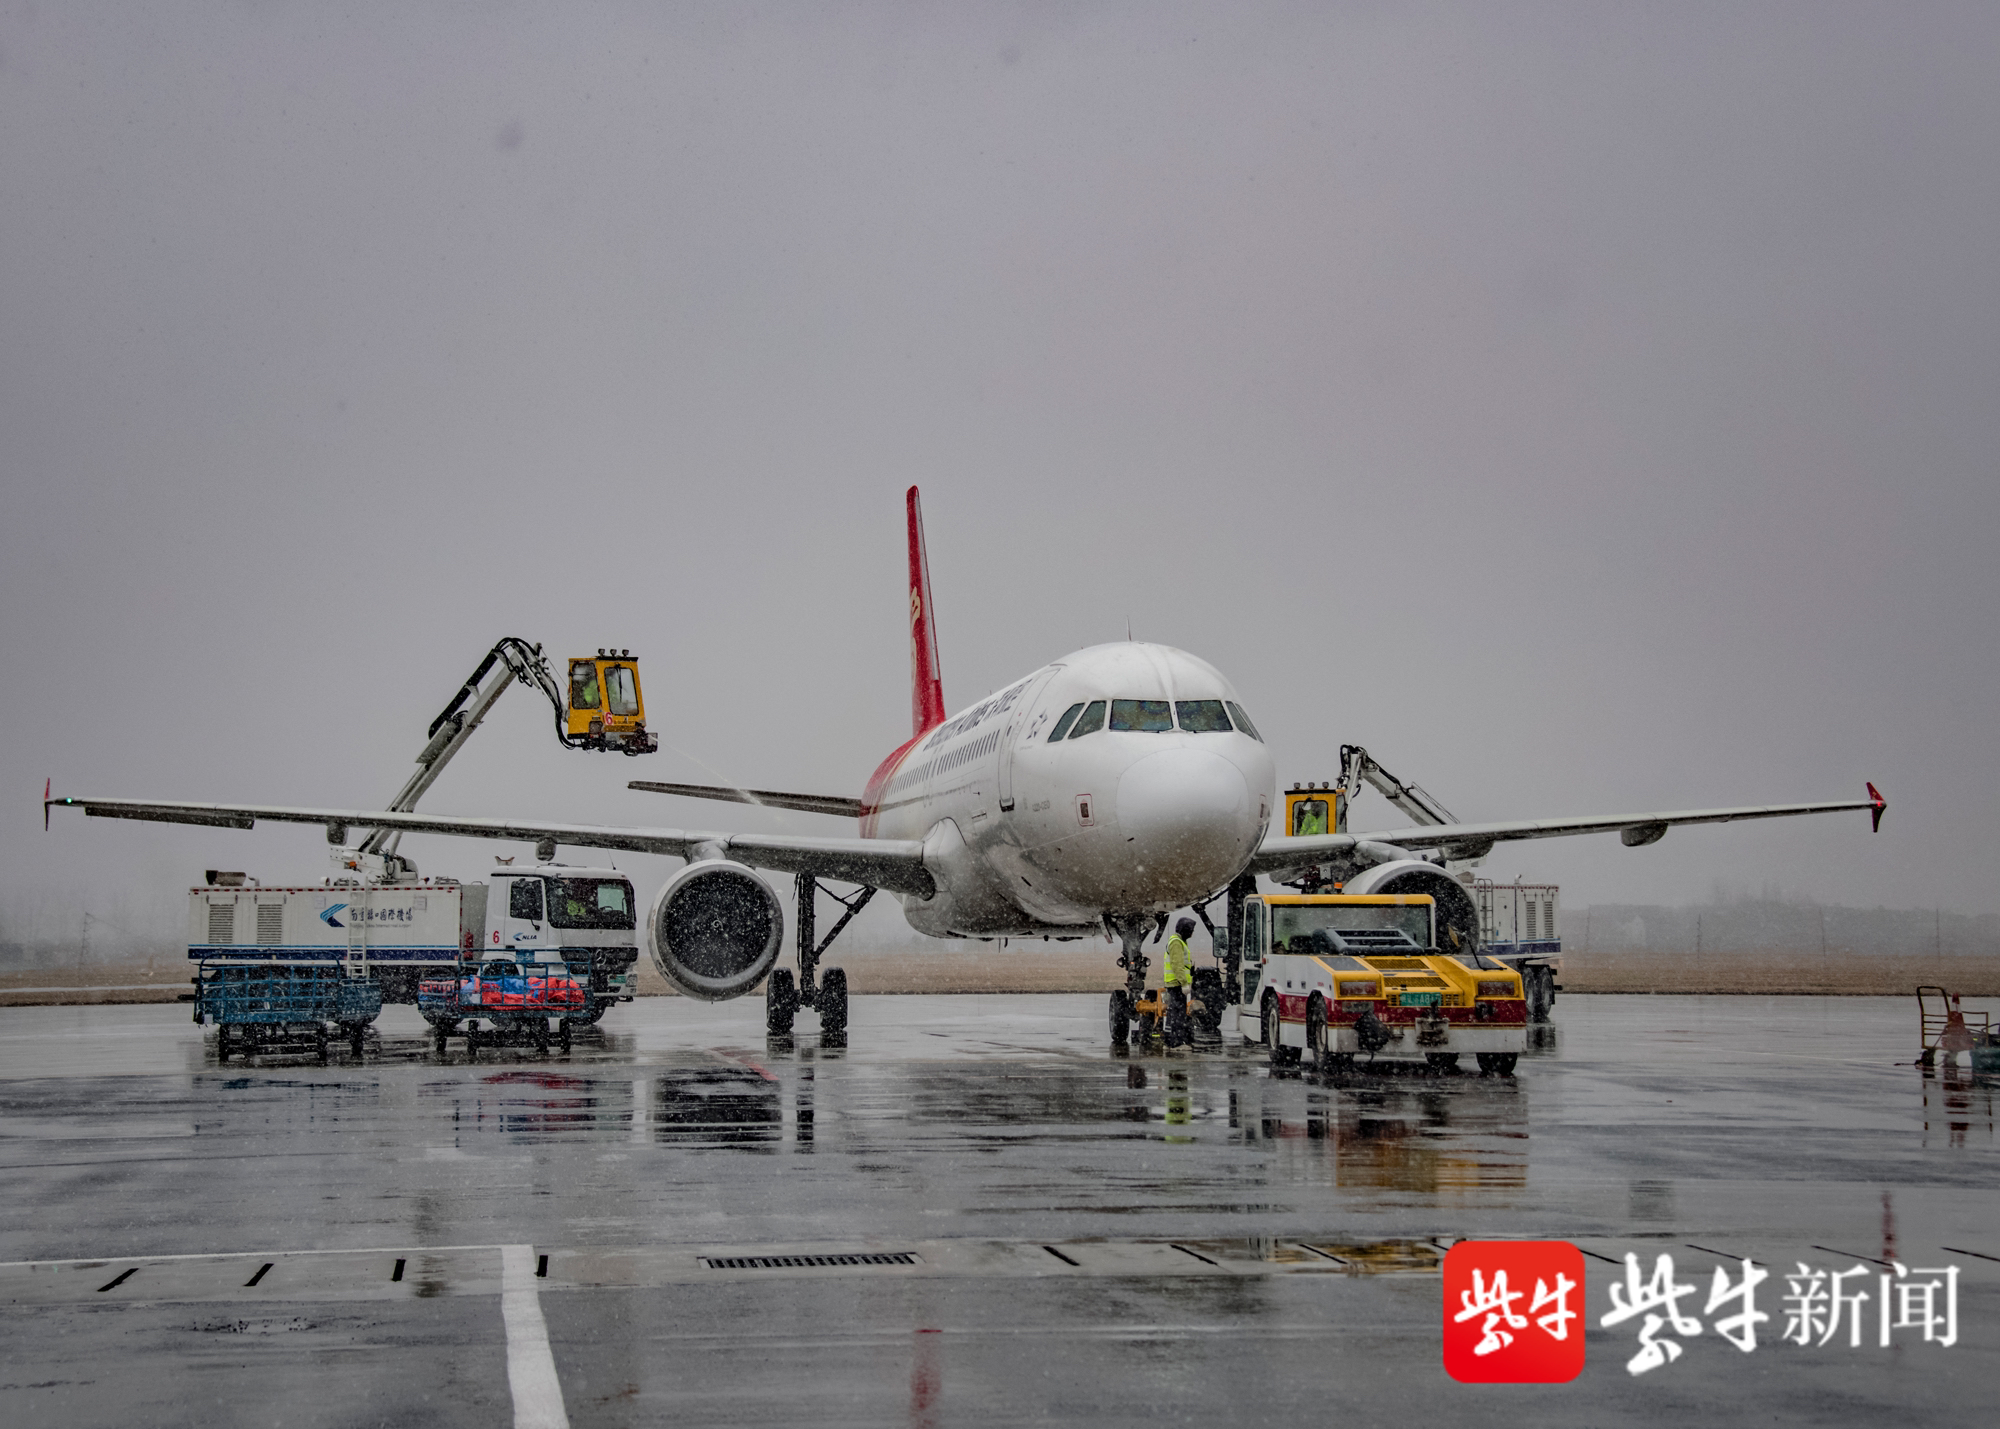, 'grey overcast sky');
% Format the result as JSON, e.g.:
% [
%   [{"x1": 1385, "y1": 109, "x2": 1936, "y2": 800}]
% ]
[{"x1": 4, "y1": 2, "x2": 1997, "y2": 949}]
